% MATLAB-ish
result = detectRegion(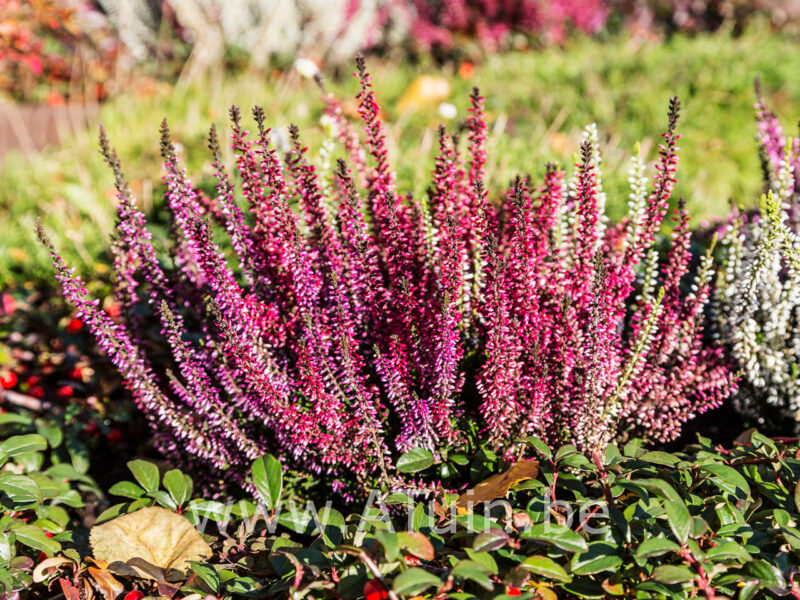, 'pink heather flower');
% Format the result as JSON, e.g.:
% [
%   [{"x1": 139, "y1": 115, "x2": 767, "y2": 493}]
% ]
[{"x1": 40, "y1": 61, "x2": 735, "y2": 491}]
